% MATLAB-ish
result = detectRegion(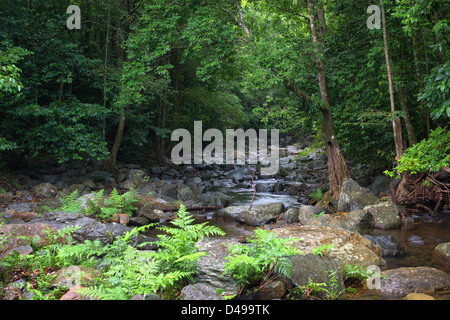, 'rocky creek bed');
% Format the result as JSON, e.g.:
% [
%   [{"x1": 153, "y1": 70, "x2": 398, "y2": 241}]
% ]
[{"x1": 1, "y1": 136, "x2": 449, "y2": 300}]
